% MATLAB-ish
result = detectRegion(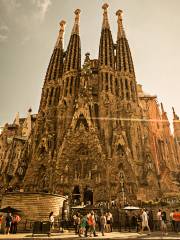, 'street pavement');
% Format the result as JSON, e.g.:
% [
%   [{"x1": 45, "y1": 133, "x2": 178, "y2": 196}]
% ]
[{"x1": 0, "y1": 231, "x2": 180, "y2": 240}]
